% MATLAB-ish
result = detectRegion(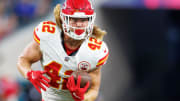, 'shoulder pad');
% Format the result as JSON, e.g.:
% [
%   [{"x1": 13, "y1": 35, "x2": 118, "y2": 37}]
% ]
[
  {"x1": 86, "y1": 37, "x2": 109, "y2": 67},
  {"x1": 87, "y1": 37, "x2": 103, "y2": 51},
  {"x1": 33, "y1": 21, "x2": 58, "y2": 44},
  {"x1": 96, "y1": 41, "x2": 109, "y2": 67}
]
